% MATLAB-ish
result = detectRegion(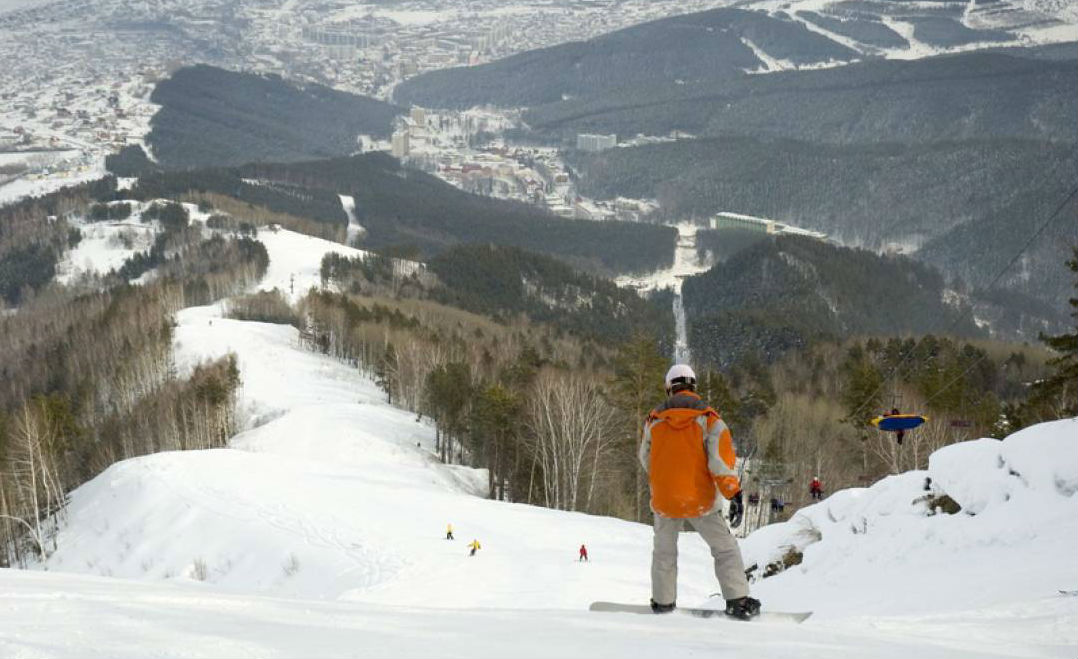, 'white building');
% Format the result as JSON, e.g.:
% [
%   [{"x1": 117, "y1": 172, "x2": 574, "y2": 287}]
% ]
[
  {"x1": 711, "y1": 212, "x2": 828, "y2": 241},
  {"x1": 576, "y1": 133, "x2": 616, "y2": 152},
  {"x1": 391, "y1": 131, "x2": 410, "y2": 159}
]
